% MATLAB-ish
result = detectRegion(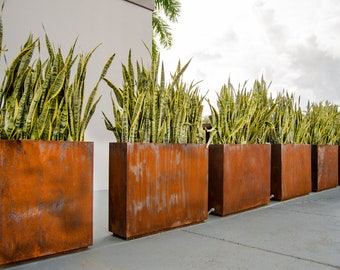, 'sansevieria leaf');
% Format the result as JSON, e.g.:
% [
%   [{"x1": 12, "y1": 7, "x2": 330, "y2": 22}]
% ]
[
  {"x1": 0, "y1": 12, "x2": 110, "y2": 141},
  {"x1": 103, "y1": 50, "x2": 205, "y2": 144}
]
